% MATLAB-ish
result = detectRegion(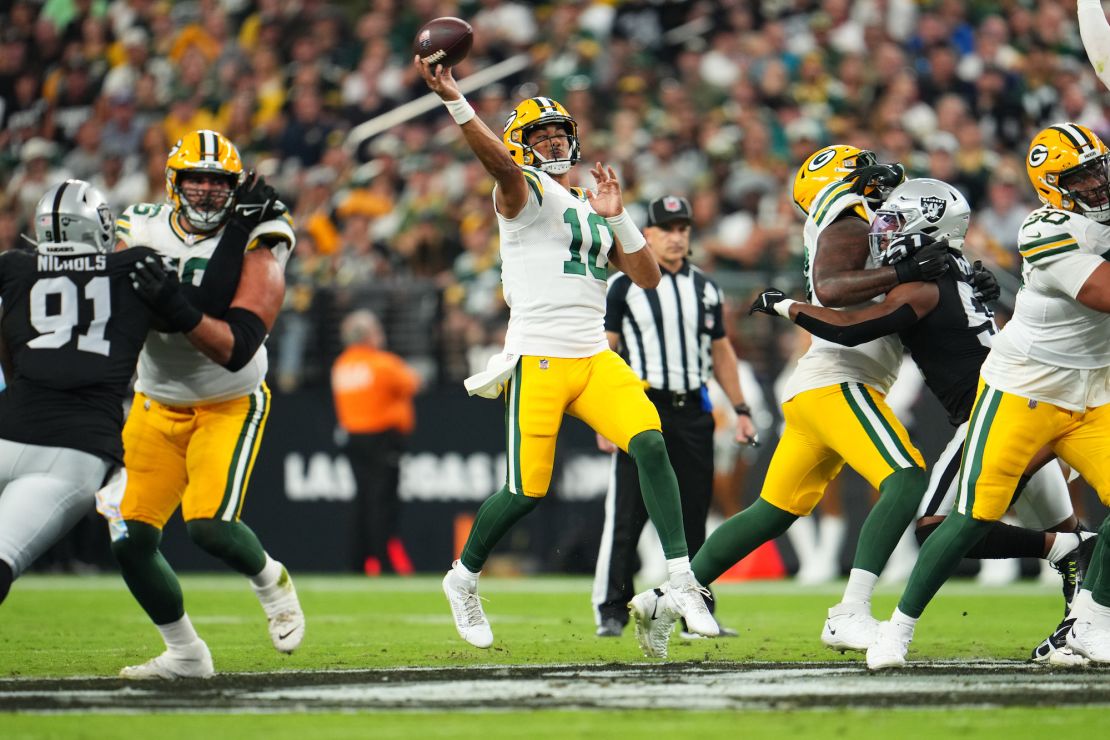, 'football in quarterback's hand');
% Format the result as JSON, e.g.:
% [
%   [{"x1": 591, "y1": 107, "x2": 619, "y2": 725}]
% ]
[{"x1": 413, "y1": 16, "x2": 473, "y2": 68}]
